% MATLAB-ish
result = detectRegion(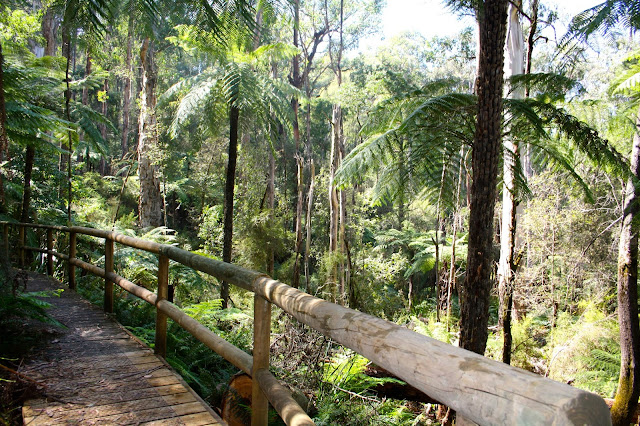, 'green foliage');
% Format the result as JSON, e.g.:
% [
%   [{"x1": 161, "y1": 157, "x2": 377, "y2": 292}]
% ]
[
  {"x1": 408, "y1": 313, "x2": 458, "y2": 345},
  {"x1": 0, "y1": 251, "x2": 63, "y2": 331},
  {"x1": 546, "y1": 303, "x2": 620, "y2": 396}
]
